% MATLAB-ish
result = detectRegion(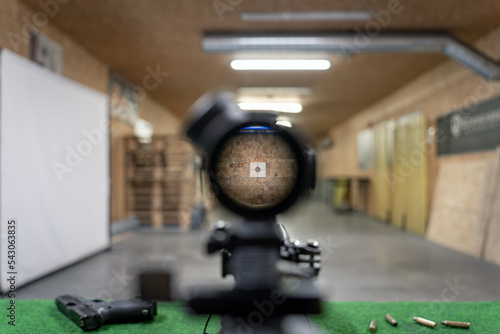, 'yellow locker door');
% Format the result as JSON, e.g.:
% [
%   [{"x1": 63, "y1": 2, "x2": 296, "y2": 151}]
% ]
[
  {"x1": 374, "y1": 124, "x2": 390, "y2": 221},
  {"x1": 391, "y1": 121, "x2": 408, "y2": 228},
  {"x1": 406, "y1": 113, "x2": 428, "y2": 235}
]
